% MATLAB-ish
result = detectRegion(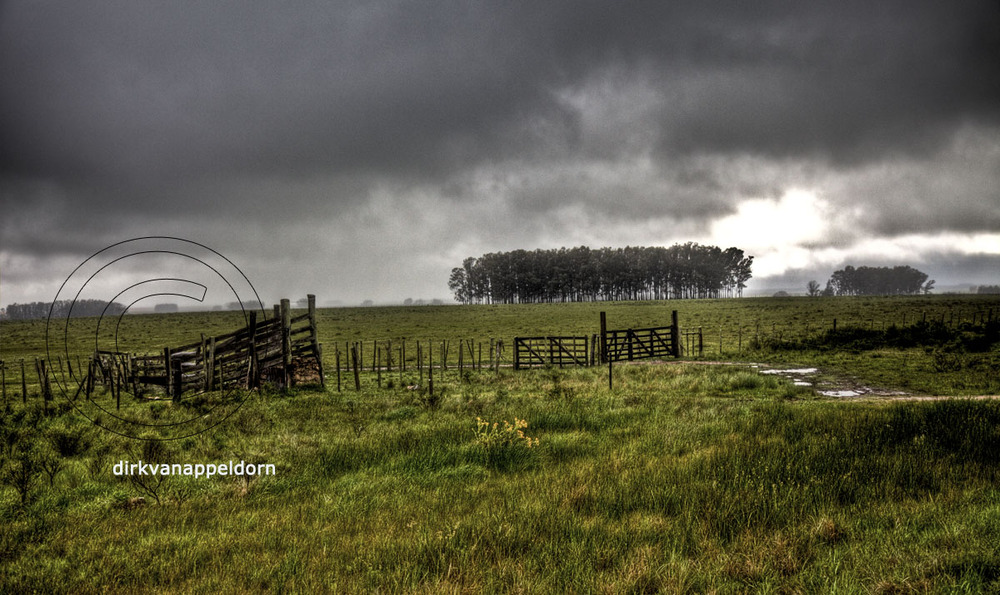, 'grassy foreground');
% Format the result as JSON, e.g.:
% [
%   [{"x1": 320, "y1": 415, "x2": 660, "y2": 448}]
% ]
[{"x1": 2, "y1": 295, "x2": 1000, "y2": 592}]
